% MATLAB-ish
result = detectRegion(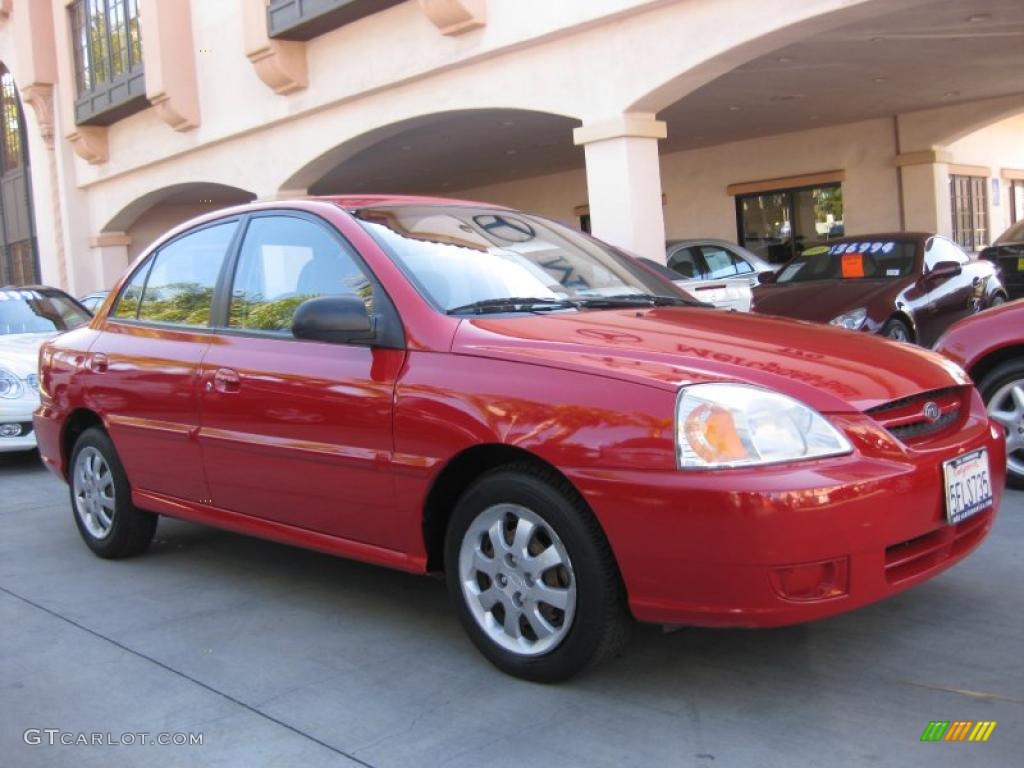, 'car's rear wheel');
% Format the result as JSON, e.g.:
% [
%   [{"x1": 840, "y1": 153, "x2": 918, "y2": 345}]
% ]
[
  {"x1": 444, "y1": 464, "x2": 630, "y2": 682},
  {"x1": 989, "y1": 293, "x2": 1007, "y2": 308},
  {"x1": 70, "y1": 428, "x2": 157, "y2": 557},
  {"x1": 882, "y1": 317, "x2": 912, "y2": 343},
  {"x1": 978, "y1": 360, "x2": 1024, "y2": 489}
]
